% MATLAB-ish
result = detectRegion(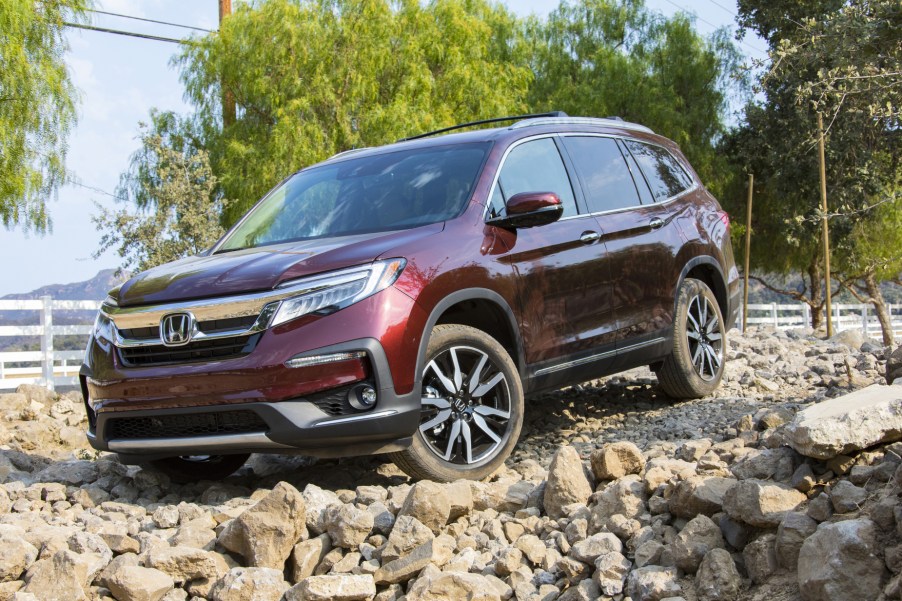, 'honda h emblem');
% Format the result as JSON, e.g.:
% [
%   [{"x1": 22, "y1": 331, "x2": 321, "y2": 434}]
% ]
[{"x1": 160, "y1": 312, "x2": 195, "y2": 347}]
